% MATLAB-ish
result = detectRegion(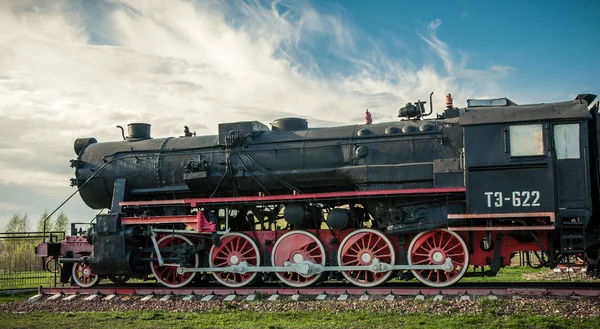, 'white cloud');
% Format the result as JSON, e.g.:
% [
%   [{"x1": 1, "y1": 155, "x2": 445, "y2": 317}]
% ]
[
  {"x1": 428, "y1": 18, "x2": 442, "y2": 31},
  {"x1": 0, "y1": 1, "x2": 516, "y2": 227}
]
